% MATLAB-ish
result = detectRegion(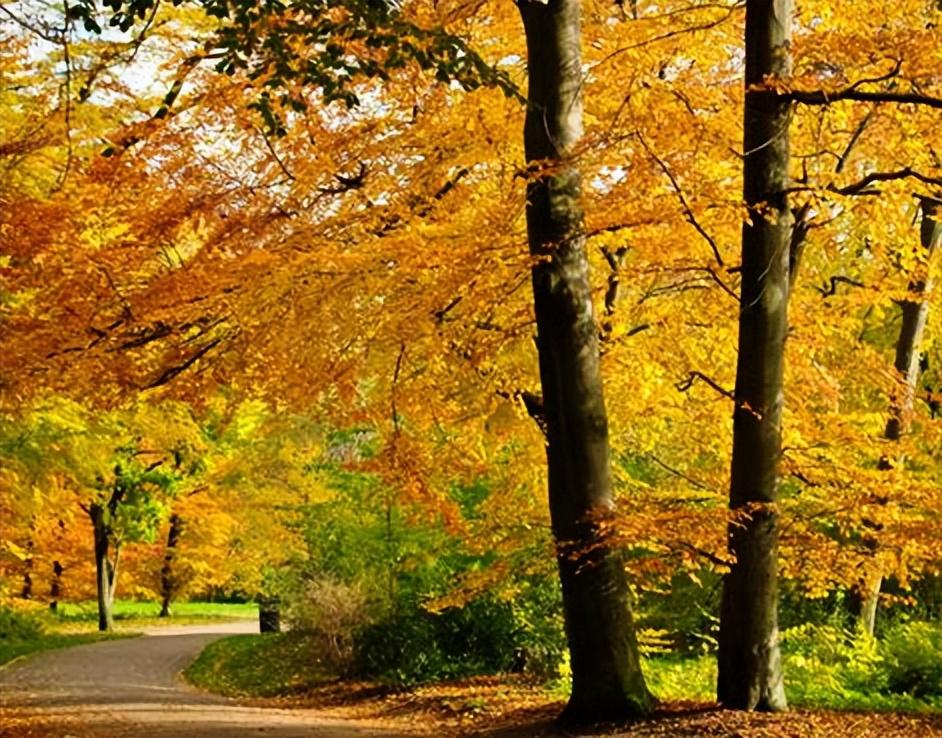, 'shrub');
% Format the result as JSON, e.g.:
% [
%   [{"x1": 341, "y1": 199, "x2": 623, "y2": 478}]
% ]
[
  {"x1": 284, "y1": 576, "x2": 371, "y2": 676},
  {"x1": 780, "y1": 622, "x2": 886, "y2": 706},
  {"x1": 880, "y1": 621, "x2": 942, "y2": 698},
  {"x1": 353, "y1": 589, "x2": 565, "y2": 685}
]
